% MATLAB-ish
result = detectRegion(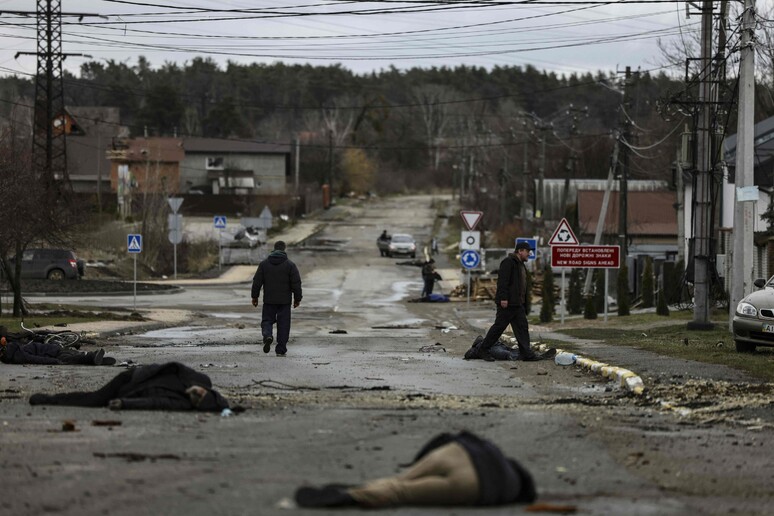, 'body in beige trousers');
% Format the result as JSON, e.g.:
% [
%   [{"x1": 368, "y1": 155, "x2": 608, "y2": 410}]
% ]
[{"x1": 348, "y1": 442, "x2": 479, "y2": 507}]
